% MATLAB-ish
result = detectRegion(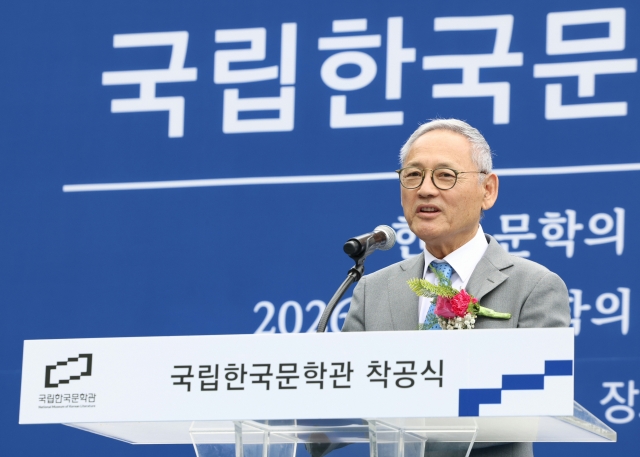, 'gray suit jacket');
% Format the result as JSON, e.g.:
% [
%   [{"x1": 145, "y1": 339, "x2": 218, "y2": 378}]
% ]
[
  {"x1": 342, "y1": 234, "x2": 571, "y2": 457},
  {"x1": 343, "y1": 234, "x2": 570, "y2": 332}
]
